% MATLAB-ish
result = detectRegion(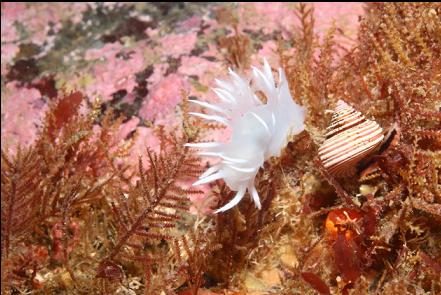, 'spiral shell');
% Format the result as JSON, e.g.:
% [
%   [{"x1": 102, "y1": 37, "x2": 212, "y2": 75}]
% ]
[{"x1": 318, "y1": 100, "x2": 384, "y2": 177}]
